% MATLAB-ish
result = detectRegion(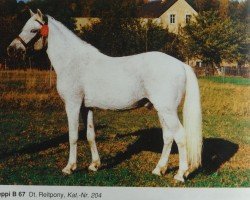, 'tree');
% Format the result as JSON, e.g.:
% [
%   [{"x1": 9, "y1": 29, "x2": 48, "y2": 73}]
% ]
[
  {"x1": 219, "y1": 0, "x2": 229, "y2": 18},
  {"x1": 80, "y1": 18, "x2": 145, "y2": 56},
  {"x1": 145, "y1": 20, "x2": 186, "y2": 61},
  {"x1": 0, "y1": 0, "x2": 18, "y2": 16},
  {"x1": 90, "y1": 0, "x2": 138, "y2": 18},
  {"x1": 0, "y1": 0, "x2": 30, "y2": 60},
  {"x1": 80, "y1": 4, "x2": 184, "y2": 60},
  {"x1": 186, "y1": 0, "x2": 218, "y2": 12},
  {"x1": 27, "y1": 0, "x2": 77, "y2": 31},
  {"x1": 182, "y1": 11, "x2": 247, "y2": 72},
  {"x1": 229, "y1": 0, "x2": 249, "y2": 22},
  {"x1": 80, "y1": 0, "x2": 144, "y2": 56}
]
